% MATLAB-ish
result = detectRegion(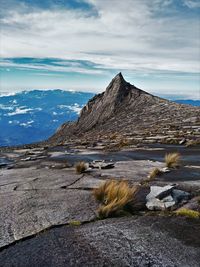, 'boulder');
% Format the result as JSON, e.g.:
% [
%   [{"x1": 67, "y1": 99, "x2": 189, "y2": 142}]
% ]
[
  {"x1": 146, "y1": 185, "x2": 191, "y2": 211},
  {"x1": 146, "y1": 185, "x2": 175, "y2": 201},
  {"x1": 89, "y1": 160, "x2": 115, "y2": 169},
  {"x1": 171, "y1": 189, "x2": 190, "y2": 204},
  {"x1": 146, "y1": 185, "x2": 175, "y2": 211},
  {"x1": 146, "y1": 197, "x2": 175, "y2": 211}
]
